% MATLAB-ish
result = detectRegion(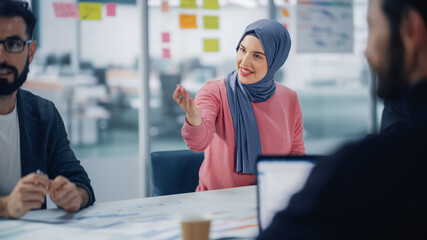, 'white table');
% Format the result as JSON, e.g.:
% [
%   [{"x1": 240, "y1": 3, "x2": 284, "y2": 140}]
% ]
[{"x1": 0, "y1": 186, "x2": 258, "y2": 240}]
